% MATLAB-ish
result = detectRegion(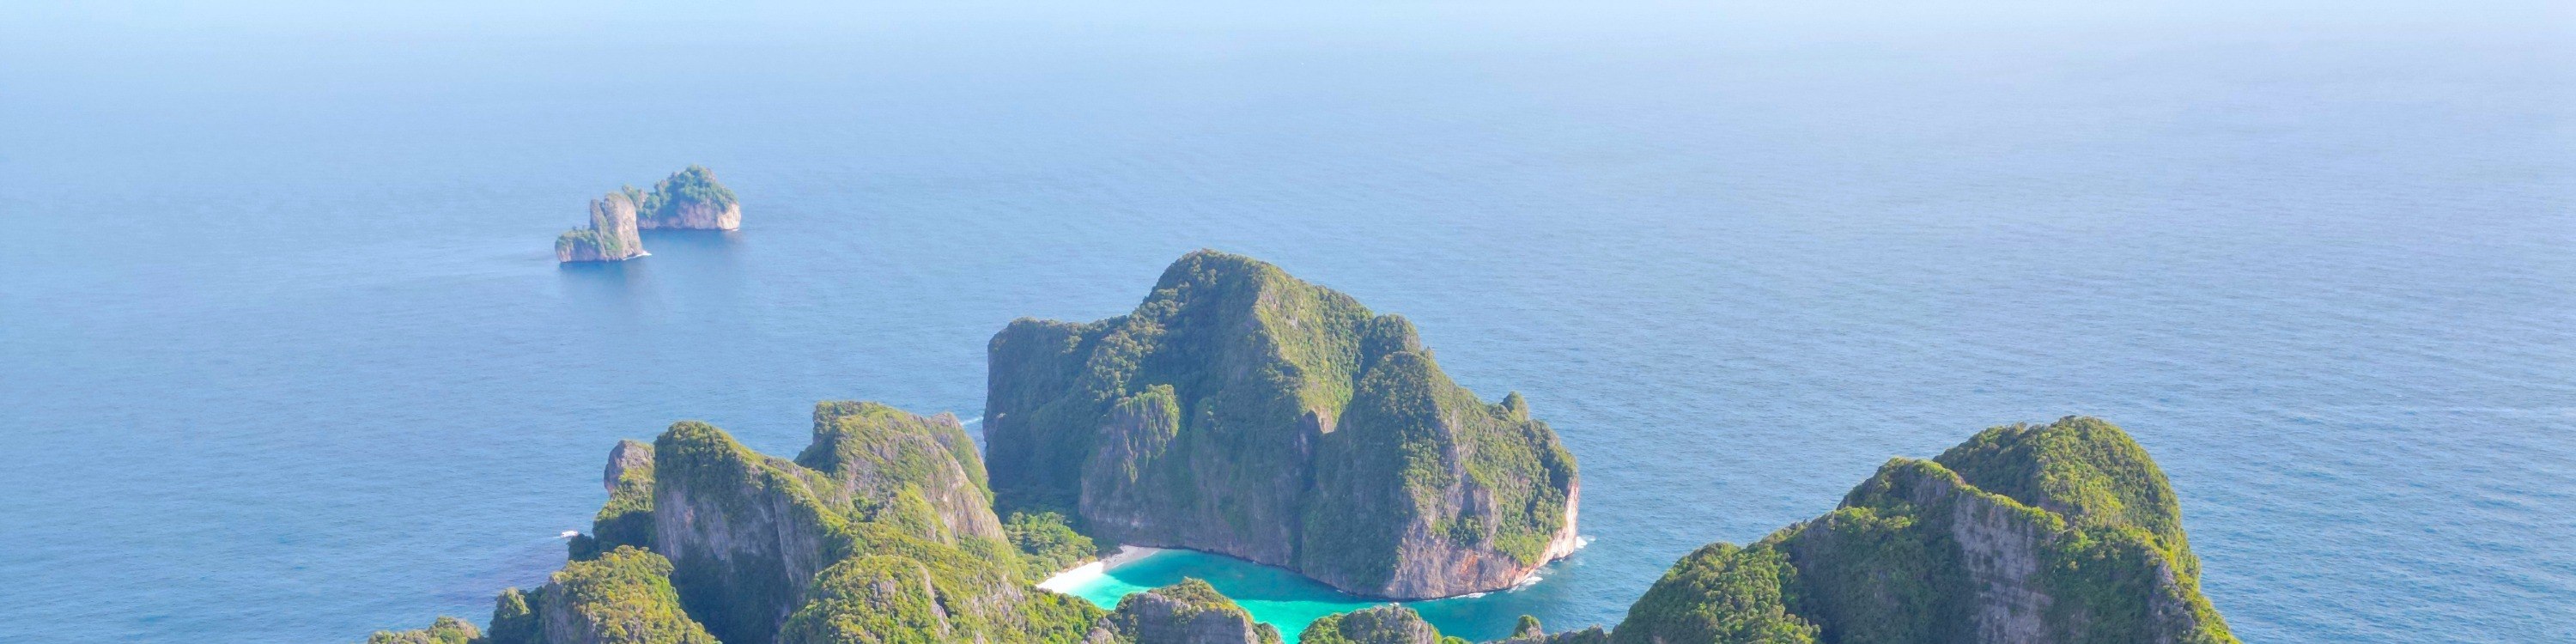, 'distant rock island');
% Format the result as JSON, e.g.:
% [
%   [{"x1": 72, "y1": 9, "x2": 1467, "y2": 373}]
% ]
[
  {"x1": 363, "y1": 252, "x2": 2238, "y2": 644},
  {"x1": 985, "y1": 250, "x2": 1582, "y2": 599},
  {"x1": 626, "y1": 165, "x2": 742, "y2": 231},
  {"x1": 552, "y1": 193, "x2": 645, "y2": 263},
  {"x1": 554, "y1": 166, "x2": 739, "y2": 263}
]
